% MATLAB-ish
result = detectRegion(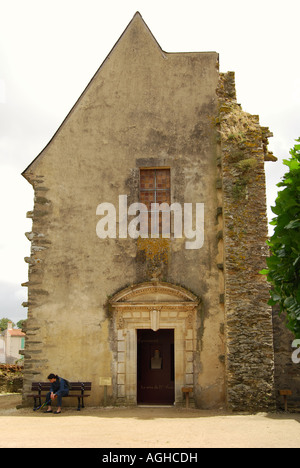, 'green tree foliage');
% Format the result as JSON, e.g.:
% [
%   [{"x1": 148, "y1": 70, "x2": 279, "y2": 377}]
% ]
[
  {"x1": 17, "y1": 320, "x2": 26, "y2": 330},
  {"x1": 0, "y1": 318, "x2": 15, "y2": 331},
  {"x1": 261, "y1": 139, "x2": 300, "y2": 337}
]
